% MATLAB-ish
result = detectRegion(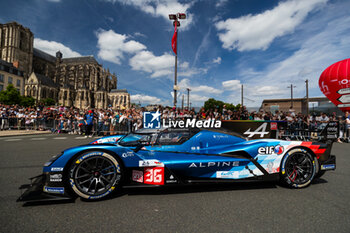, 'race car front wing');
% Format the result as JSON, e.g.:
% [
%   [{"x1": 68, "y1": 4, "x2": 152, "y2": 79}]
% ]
[{"x1": 17, "y1": 174, "x2": 72, "y2": 203}]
